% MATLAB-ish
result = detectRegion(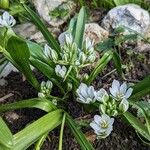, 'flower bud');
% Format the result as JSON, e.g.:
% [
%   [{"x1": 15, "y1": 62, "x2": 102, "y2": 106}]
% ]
[
  {"x1": 99, "y1": 104, "x2": 106, "y2": 114},
  {"x1": 44, "y1": 44, "x2": 58, "y2": 61},
  {"x1": 38, "y1": 92, "x2": 45, "y2": 98},
  {"x1": 87, "y1": 54, "x2": 96, "y2": 63},
  {"x1": 79, "y1": 52, "x2": 86, "y2": 64},
  {"x1": 83, "y1": 73, "x2": 89, "y2": 80},
  {"x1": 67, "y1": 82, "x2": 72, "y2": 91},
  {"x1": 111, "y1": 110, "x2": 118, "y2": 117},
  {"x1": 55, "y1": 65, "x2": 67, "y2": 78},
  {"x1": 52, "y1": 99, "x2": 57, "y2": 105},
  {"x1": 46, "y1": 81, "x2": 53, "y2": 89},
  {"x1": 106, "y1": 109, "x2": 111, "y2": 115},
  {"x1": 119, "y1": 99, "x2": 129, "y2": 113}
]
